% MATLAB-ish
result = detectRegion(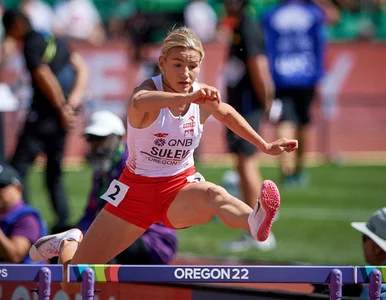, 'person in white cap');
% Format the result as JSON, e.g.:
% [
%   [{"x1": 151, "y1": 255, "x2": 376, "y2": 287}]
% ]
[
  {"x1": 351, "y1": 208, "x2": 386, "y2": 299},
  {"x1": 82, "y1": 110, "x2": 126, "y2": 174}
]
